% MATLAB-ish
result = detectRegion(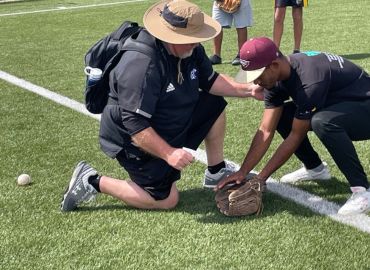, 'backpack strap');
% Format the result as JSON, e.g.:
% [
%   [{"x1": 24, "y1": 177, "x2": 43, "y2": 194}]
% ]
[
  {"x1": 121, "y1": 34, "x2": 168, "y2": 89},
  {"x1": 111, "y1": 21, "x2": 139, "y2": 41},
  {"x1": 121, "y1": 38, "x2": 156, "y2": 58}
]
